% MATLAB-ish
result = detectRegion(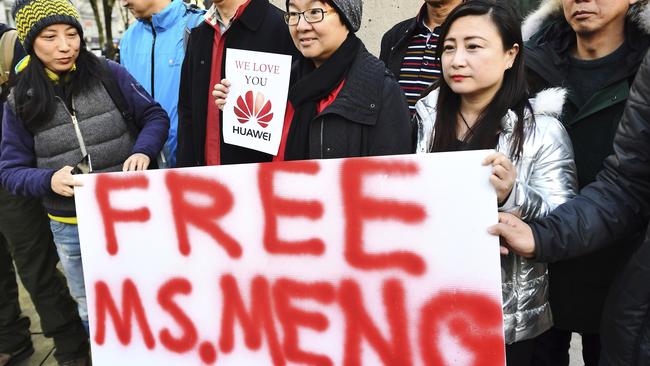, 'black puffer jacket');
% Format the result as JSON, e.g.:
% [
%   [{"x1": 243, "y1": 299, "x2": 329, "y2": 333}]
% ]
[
  {"x1": 523, "y1": 0, "x2": 650, "y2": 333},
  {"x1": 531, "y1": 49, "x2": 650, "y2": 366},
  {"x1": 303, "y1": 45, "x2": 412, "y2": 159}
]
